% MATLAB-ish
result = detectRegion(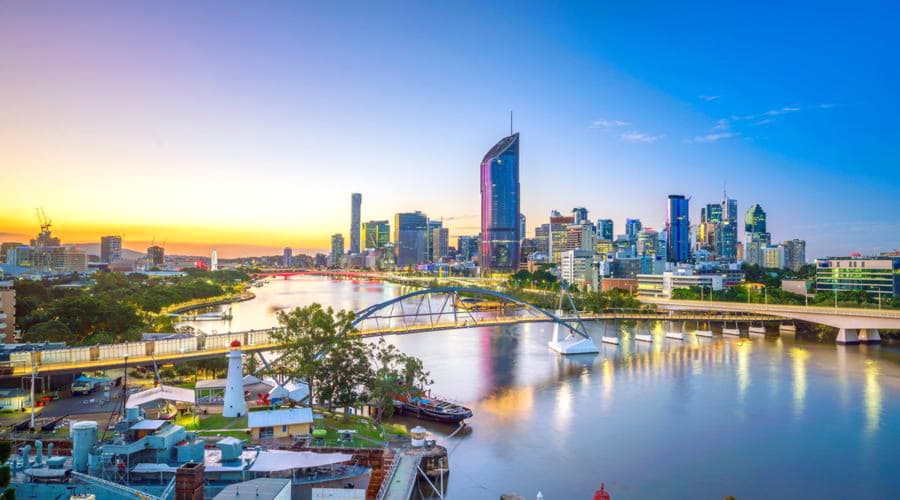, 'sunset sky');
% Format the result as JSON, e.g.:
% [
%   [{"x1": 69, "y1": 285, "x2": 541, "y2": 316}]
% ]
[{"x1": 1, "y1": 2, "x2": 898, "y2": 258}]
